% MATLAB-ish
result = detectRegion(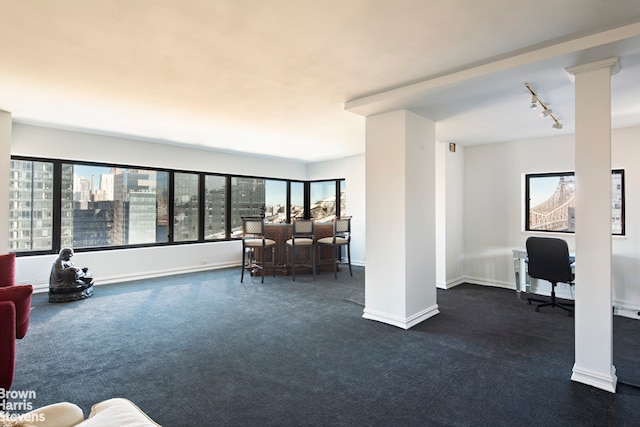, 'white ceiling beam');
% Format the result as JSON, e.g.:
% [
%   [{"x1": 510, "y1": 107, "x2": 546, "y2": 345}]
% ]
[{"x1": 344, "y1": 21, "x2": 640, "y2": 117}]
